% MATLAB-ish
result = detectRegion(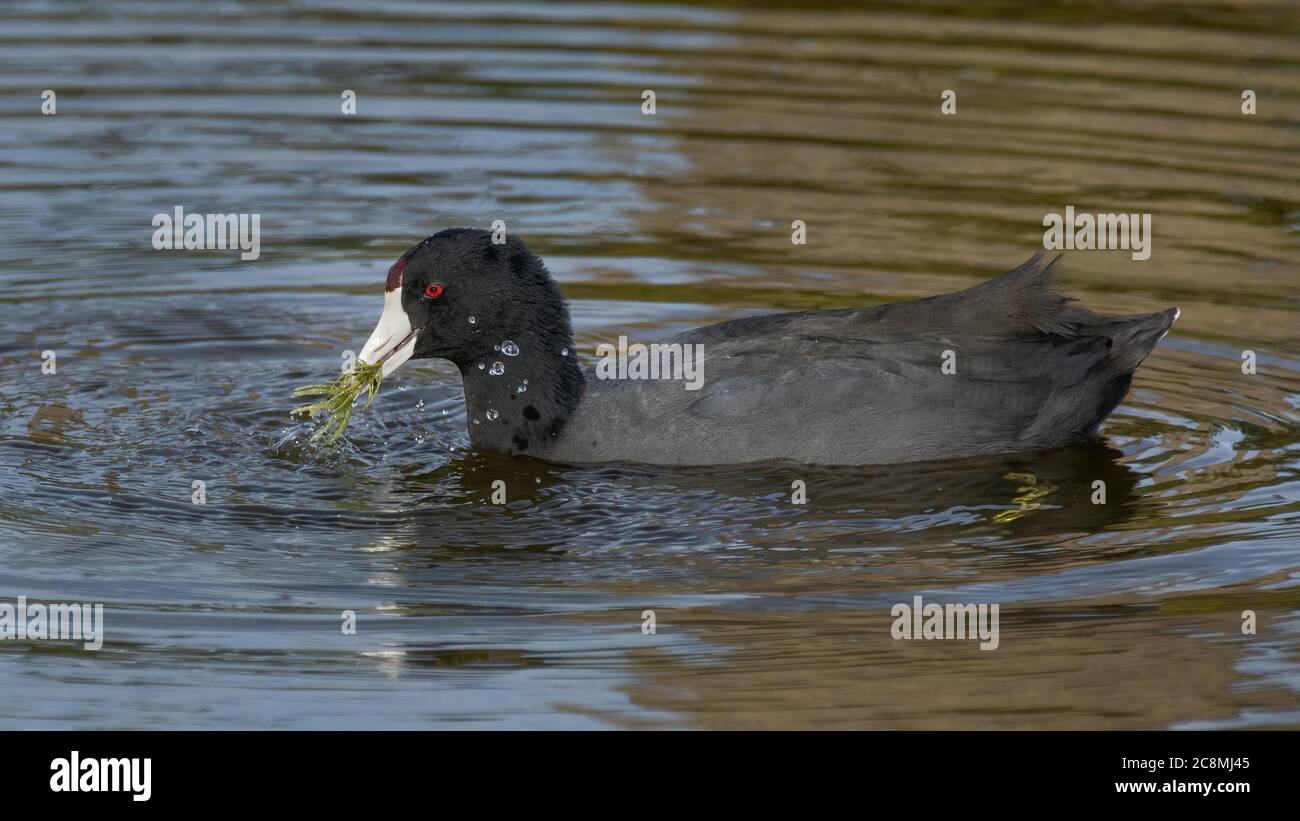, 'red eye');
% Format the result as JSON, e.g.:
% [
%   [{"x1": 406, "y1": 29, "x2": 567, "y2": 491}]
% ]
[{"x1": 423, "y1": 283, "x2": 444, "y2": 300}]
